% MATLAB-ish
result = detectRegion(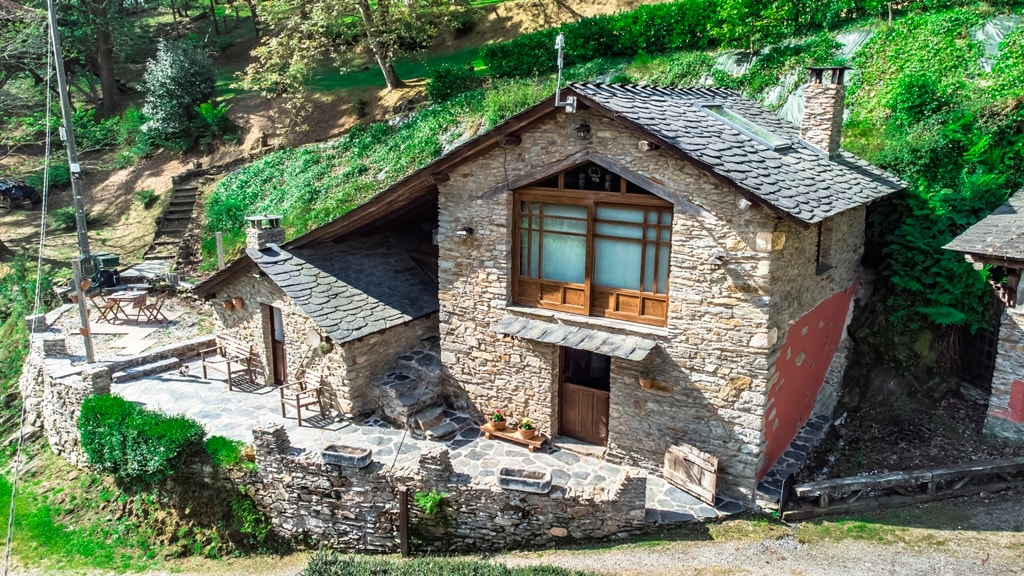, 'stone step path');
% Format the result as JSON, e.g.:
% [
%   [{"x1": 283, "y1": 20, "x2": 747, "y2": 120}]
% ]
[
  {"x1": 112, "y1": 357, "x2": 181, "y2": 383},
  {"x1": 376, "y1": 345, "x2": 446, "y2": 429},
  {"x1": 143, "y1": 181, "x2": 201, "y2": 262}
]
